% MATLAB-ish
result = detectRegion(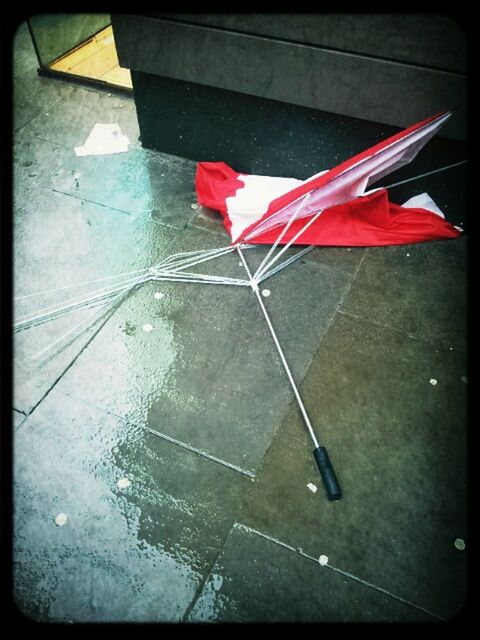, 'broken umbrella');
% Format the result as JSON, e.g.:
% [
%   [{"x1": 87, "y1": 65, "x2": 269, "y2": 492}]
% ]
[{"x1": 14, "y1": 110, "x2": 464, "y2": 501}]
